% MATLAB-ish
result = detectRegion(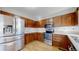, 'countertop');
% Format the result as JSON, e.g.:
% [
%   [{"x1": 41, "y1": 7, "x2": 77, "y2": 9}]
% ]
[{"x1": 25, "y1": 28, "x2": 45, "y2": 34}]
